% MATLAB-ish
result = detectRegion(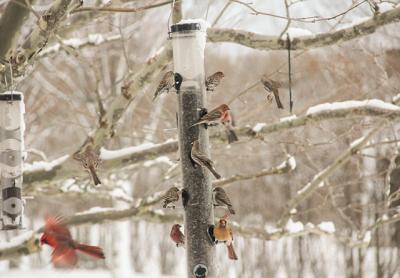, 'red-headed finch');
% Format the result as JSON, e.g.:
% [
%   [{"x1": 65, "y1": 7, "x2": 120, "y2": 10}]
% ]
[
  {"x1": 214, "y1": 218, "x2": 238, "y2": 260},
  {"x1": 74, "y1": 146, "x2": 101, "y2": 186},
  {"x1": 163, "y1": 186, "x2": 180, "y2": 208},
  {"x1": 191, "y1": 140, "x2": 221, "y2": 179},
  {"x1": 206, "y1": 71, "x2": 224, "y2": 92},
  {"x1": 40, "y1": 215, "x2": 105, "y2": 268},
  {"x1": 261, "y1": 77, "x2": 284, "y2": 109},
  {"x1": 170, "y1": 224, "x2": 185, "y2": 247},
  {"x1": 213, "y1": 187, "x2": 236, "y2": 214},
  {"x1": 192, "y1": 104, "x2": 230, "y2": 127},
  {"x1": 222, "y1": 110, "x2": 238, "y2": 143},
  {"x1": 153, "y1": 71, "x2": 175, "y2": 101}
]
